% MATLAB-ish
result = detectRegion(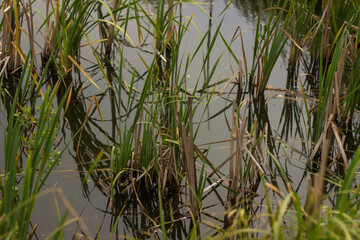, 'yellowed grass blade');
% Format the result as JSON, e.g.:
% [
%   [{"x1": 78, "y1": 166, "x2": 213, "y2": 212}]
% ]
[
  {"x1": 68, "y1": 55, "x2": 103, "y2": 93},
  {"x1": 64, "y1": 86, "x2": 72, "y2": 114},
  {"x1": 96, "y1": 19, "x2": 135, "y2": 47},
  {"x1": 281, "y1": 27, "x2": 304, "y2": 52},
  {"x1": 330, "y1": 121, "x2": 349, "y2": 169}
]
